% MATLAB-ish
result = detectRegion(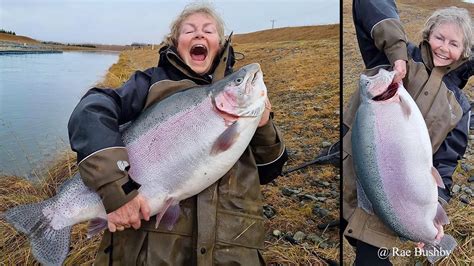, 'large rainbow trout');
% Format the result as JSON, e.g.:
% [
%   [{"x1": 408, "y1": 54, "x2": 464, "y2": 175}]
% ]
[
  {"x1": 3, "y1": 63, "x2": 267, "y2": 265},
  {"x1": 351, "y1": 69, "x2": 457, "y2": 263}
]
